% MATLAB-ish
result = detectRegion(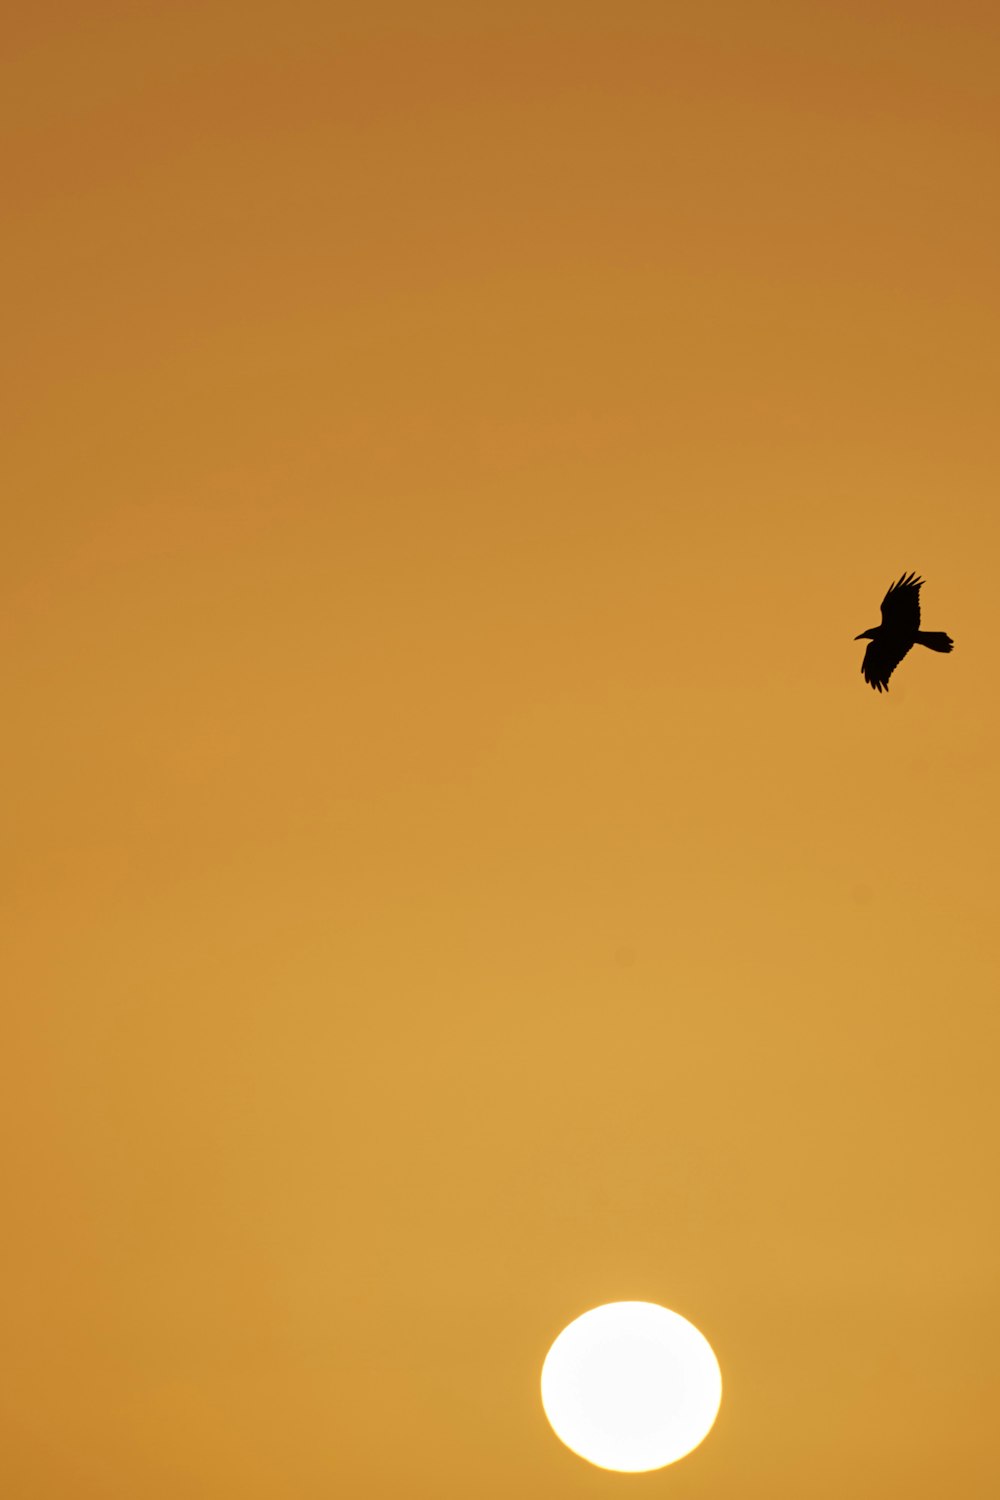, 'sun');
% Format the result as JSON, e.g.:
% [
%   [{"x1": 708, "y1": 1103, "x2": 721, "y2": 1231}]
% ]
[{"x1": 540, "y1": 1301, "x2": 722, "y2": 1473}]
